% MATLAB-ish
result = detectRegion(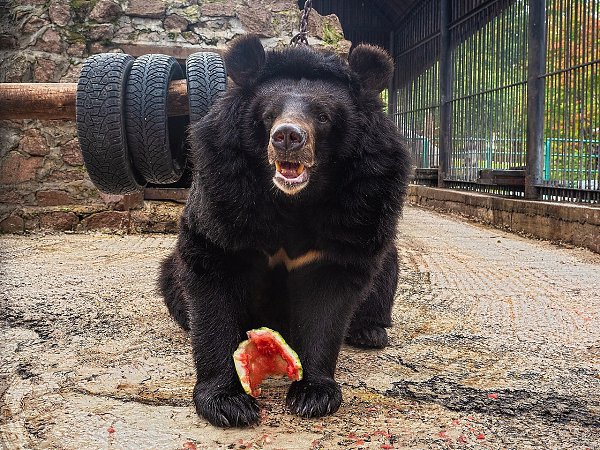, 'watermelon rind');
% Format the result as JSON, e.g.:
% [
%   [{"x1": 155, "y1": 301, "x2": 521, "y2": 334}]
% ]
[{"x1": 233, "y1": 327, "x2": 303, "y2": 397}]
